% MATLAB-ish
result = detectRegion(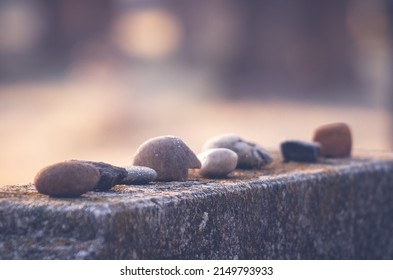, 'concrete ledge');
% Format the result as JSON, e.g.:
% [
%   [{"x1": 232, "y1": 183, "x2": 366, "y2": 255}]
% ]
[{"x1": 1, "y1": 151, "x2": 393, "y2": 259}]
